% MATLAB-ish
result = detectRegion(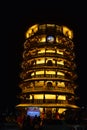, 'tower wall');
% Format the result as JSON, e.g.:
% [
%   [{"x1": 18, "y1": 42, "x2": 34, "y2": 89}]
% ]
[{"x1": 16, "y1": 24, "x2": 79, "y2": 115}]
